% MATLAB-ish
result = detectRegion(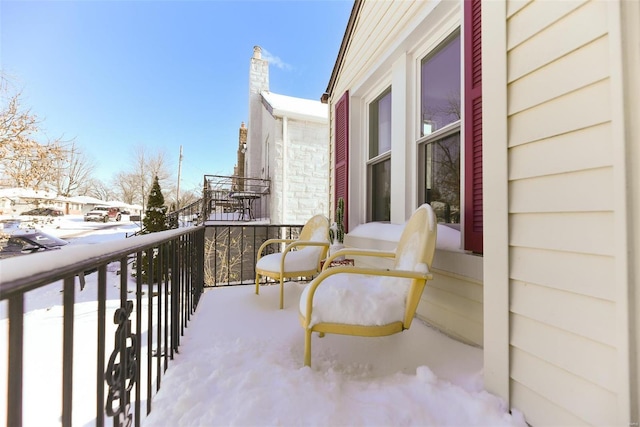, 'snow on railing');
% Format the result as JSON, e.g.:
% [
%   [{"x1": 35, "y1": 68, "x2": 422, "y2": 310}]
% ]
[{"x1": 0, "y1": 226, "x2": 205, "y2": 427}]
